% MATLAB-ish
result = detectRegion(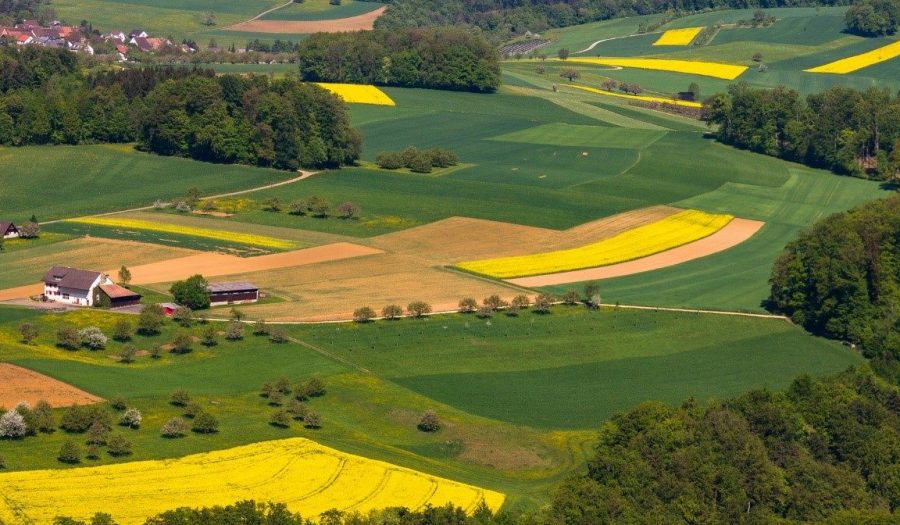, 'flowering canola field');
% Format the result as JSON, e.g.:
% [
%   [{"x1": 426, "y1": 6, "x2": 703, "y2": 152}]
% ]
[
  {"x1": 65, "y1": 217, "x2": 298, "y2": 250},
  {"x1": 567, "y1": 83, "x2": 703, "y2": 108},
  {"x1": 565, "y1": 57, "x2": 748, "y2": 80},
  {"x1": 457, "y1": 210, "x2": 733, "y2": 278},
  {"x1": 653, "y1": 27, "x2": 703, "y2": 46},
  {"x1": 0, "y1": 438, "x2": 505, "y2": 524},
  {"x1": 805, "y1": 39, "x2": 900, "y2": 74},
  {"x1": 315, "y1": 83, "x2": 396, "y2": 106}
]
